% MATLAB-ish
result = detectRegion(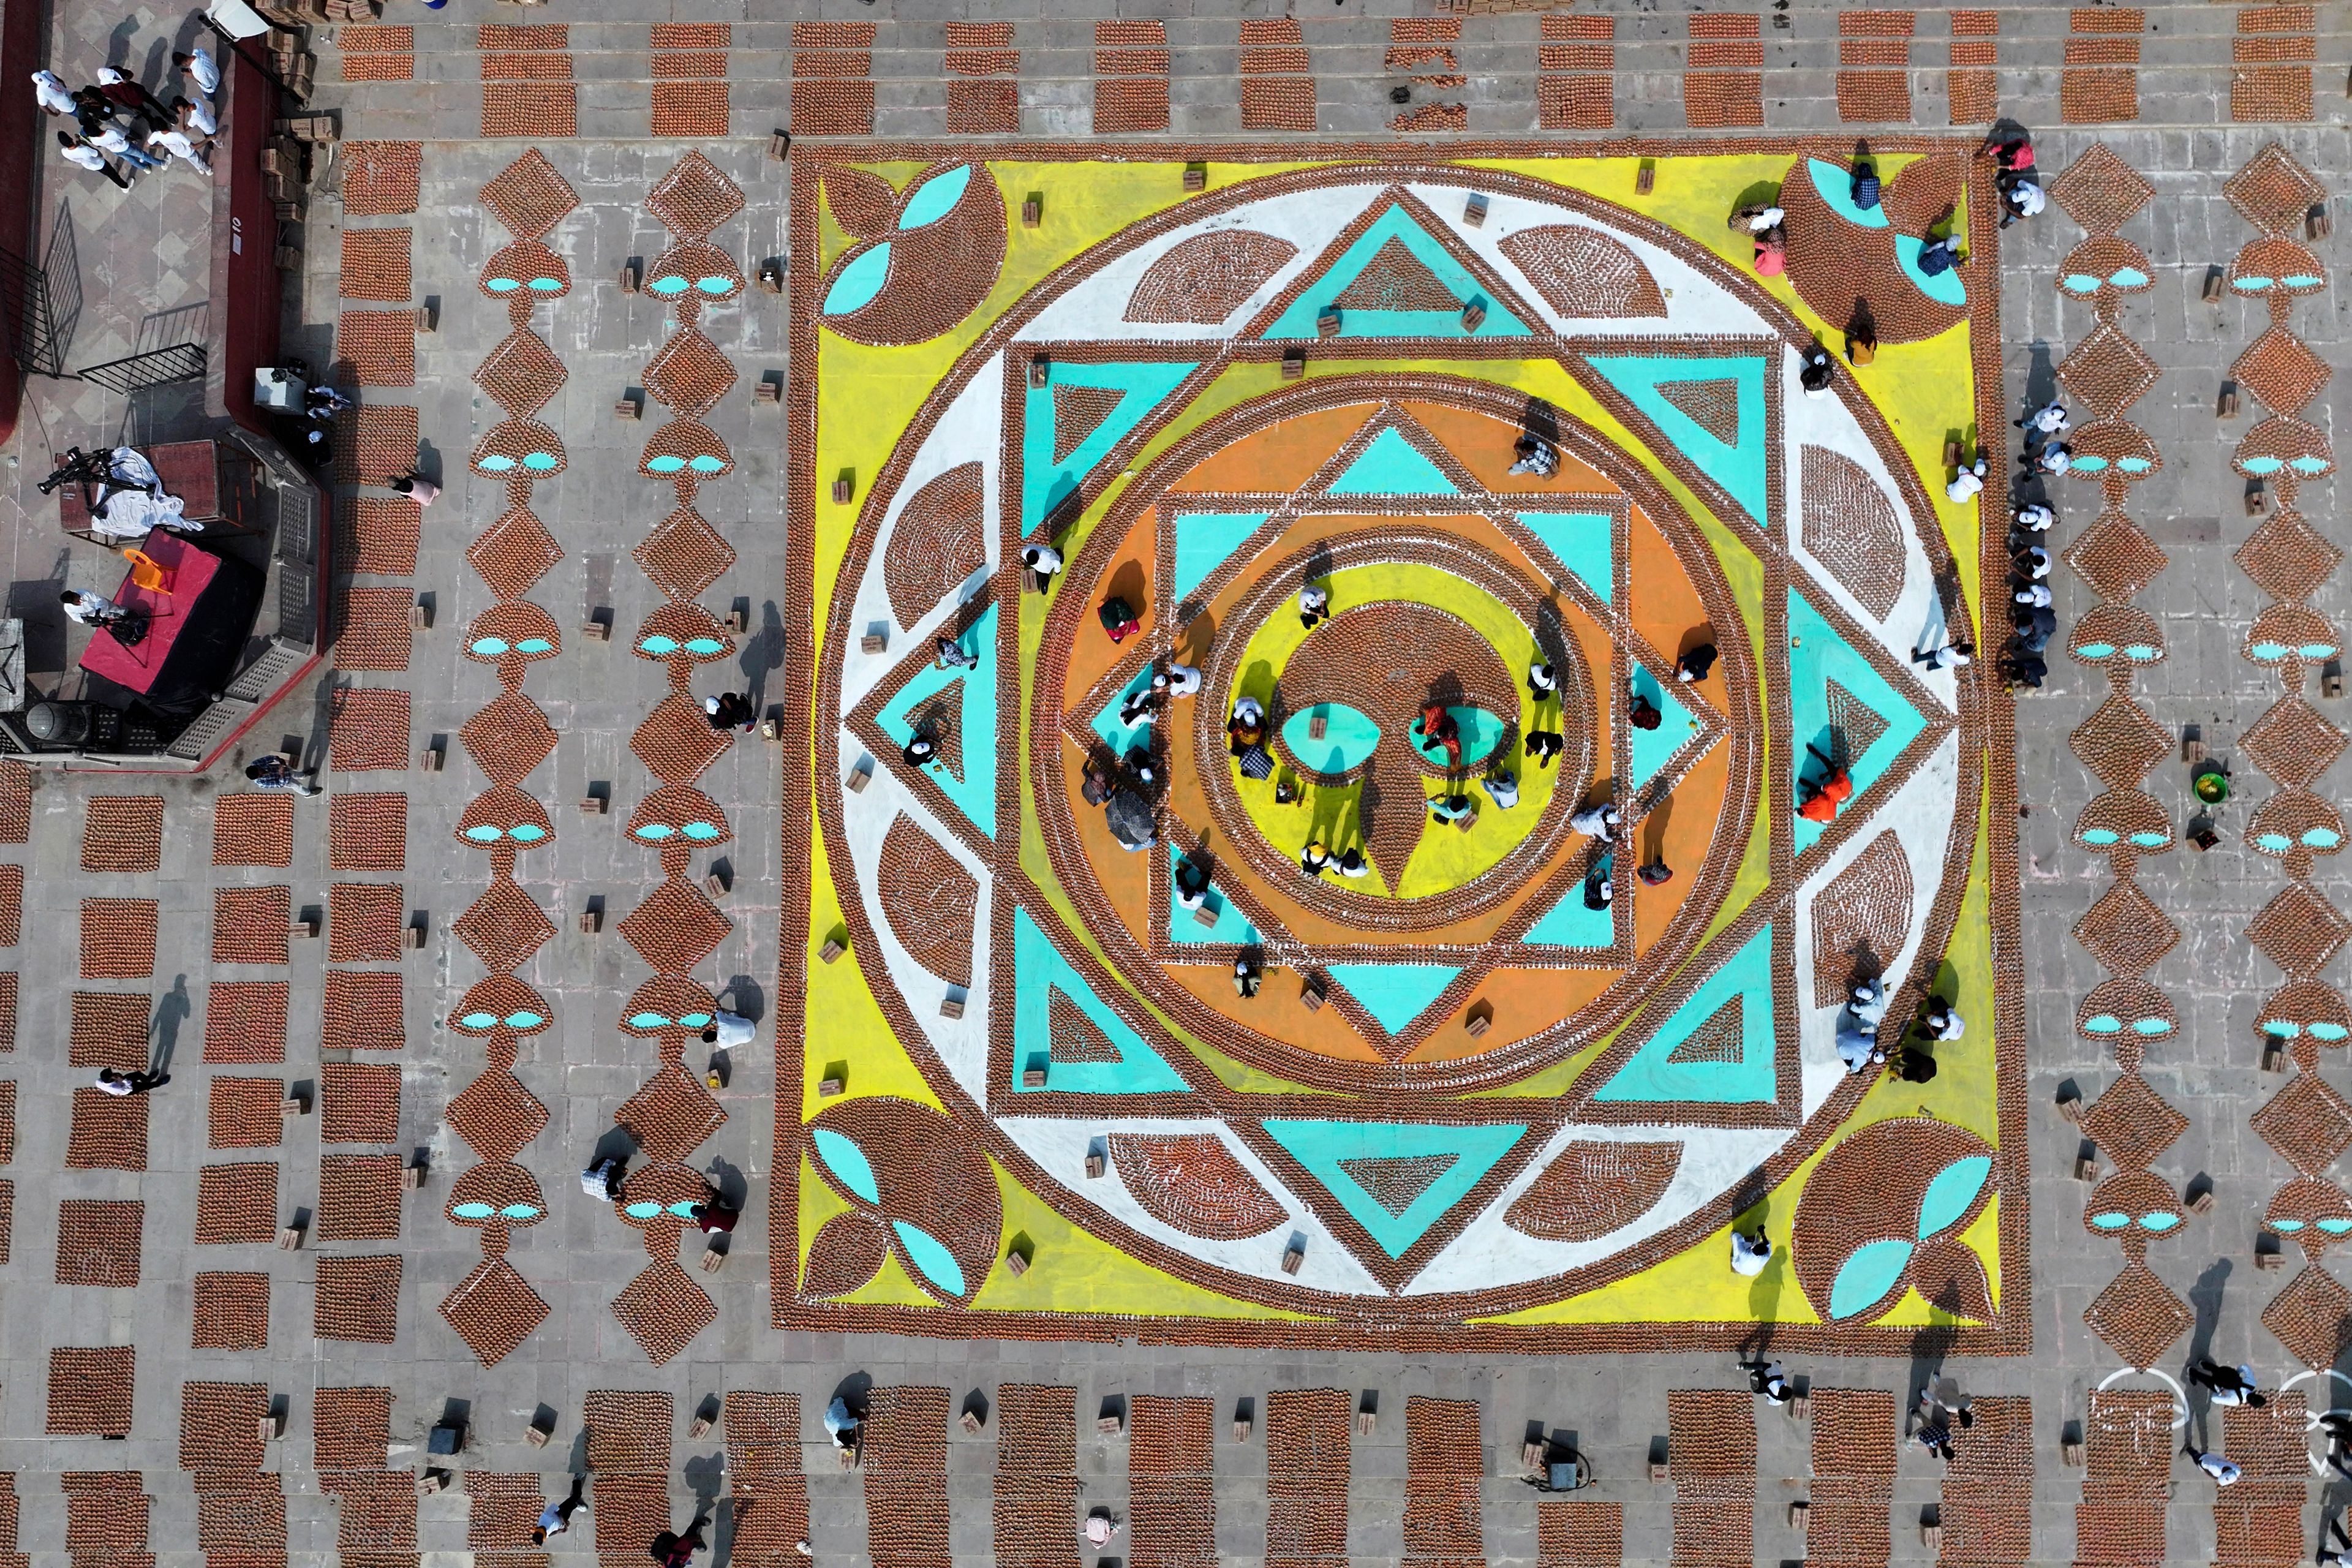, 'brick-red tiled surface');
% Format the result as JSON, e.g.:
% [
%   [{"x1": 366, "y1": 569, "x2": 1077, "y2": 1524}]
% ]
[
  {"x1": 81, "y1": 796, "x2": 162, "y2": 873},
  {"x1": 334, "y1": 407, "x2": 420, "y2": 486},
  {"x1": 321, "y1": 1061, "x2": 402, "y2": 1144},
  {"x1": 205, "y1": 981, "x2": 290, "y2": 1063},
  {"x1": 318, "y1": 1154, "x2": 405, "y2": 1241},
  {"x1": 47, "y1": 1347, "x2": 135, "y2": 1435},
  {"x1": 342, "y1": 141, "x2": 422, "y2": 216},
  {"x1": 337, "y1": 587, "x2": 416, "y2": 673},
  {"x1": 340, "y1": 228, "x2": 413, "y2": 302},
  {"x1": 66, "y1": 1088, "x2": 148, "y2": 1170},
  {"x1": 330, "y1": 794, "x2": 409, "y2": 871},
  {"x1": 192, "y1": 1272, "x2": 271, "y2": 1349},
  {"x1": 195, "y1": 1163, "x2": 279, "y2": 1245},
  {"x1": 213, "y1": 887, "x2": 292, "y2": 965},
  {"x1": 213, "y1": 793, "x2": 295, "y2": 866},
  {"x1": 208, "y1": 1077, "x2": 285, "y2": 1149},
  {"x1": 55, "y1": 1199, "x2": 143, "y2": 1287},
  {"x1": 325, "y1": 970, "x2": 407, "y2": 1051},
  {"x1": 0, "y1": 1079, "x2": 11, "y2": 1163},
  {"x1": 78, "y1": 895, "x2": 153, "y2": 977},
  {"x1": 344, "y1": 499, "x2": 423, "y2": 576},
  {"x1": 0, "y1": 971, "x2": 17, "y2": 1052},
  {"x1": 329, "y1": 883, "x2": 406, "y2": 962},
  {"x1": 178, "y1": 1381, "x2": 268, "y2": 1470},
  {"x1": 329, "y1": 688, "x2": 412, "y2": 770},
  {"x1": 337, "y1": 310, "x2": 417, "y2": 387},
  {"x1": 313, "y1": 1385, "x2": 394, "y2": 1469},
  {"x1": 70, "y1": 992, "x2": 149, "y2": 1071},
  {"x1": 316, "y1": 1254, "x2": 404, "y2": 1342}
]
